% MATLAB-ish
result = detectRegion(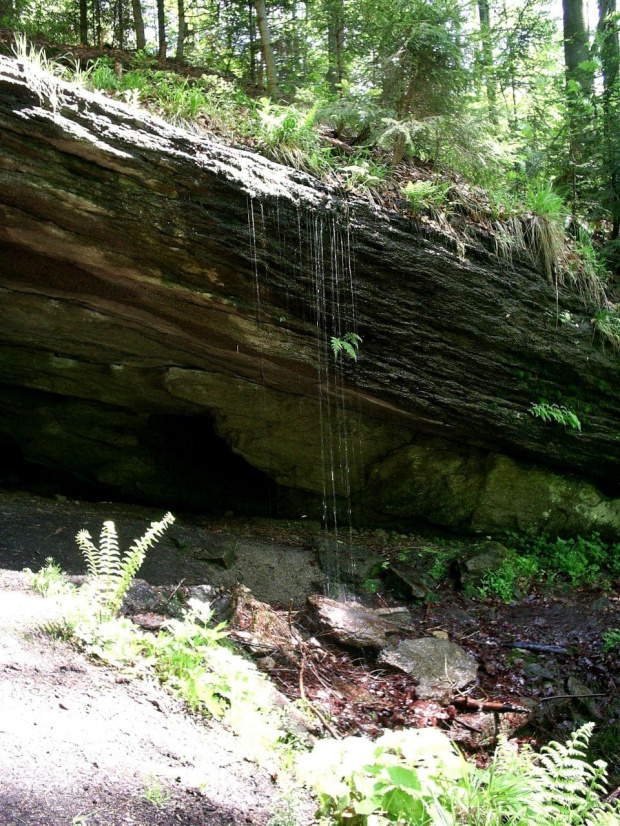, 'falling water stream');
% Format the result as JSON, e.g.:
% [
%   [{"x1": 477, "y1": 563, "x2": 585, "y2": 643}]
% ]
[{"x1": 246, "y1": 195, "x2": 363, "y2": 597}]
